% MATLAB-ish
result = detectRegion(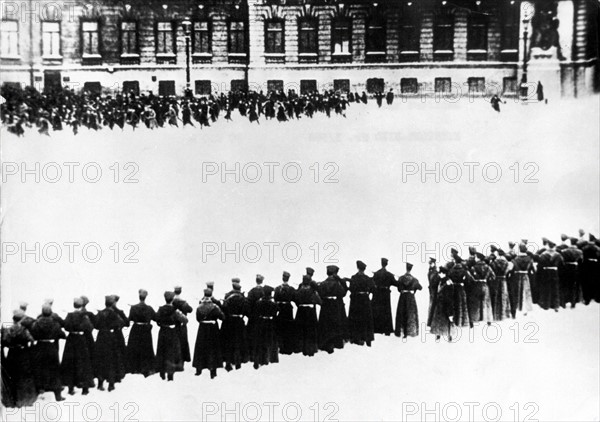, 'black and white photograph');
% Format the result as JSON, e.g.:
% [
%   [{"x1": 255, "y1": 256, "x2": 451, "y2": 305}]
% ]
[{"x1": 0, "y1": 0, "x2": 599, "y2": 421}]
